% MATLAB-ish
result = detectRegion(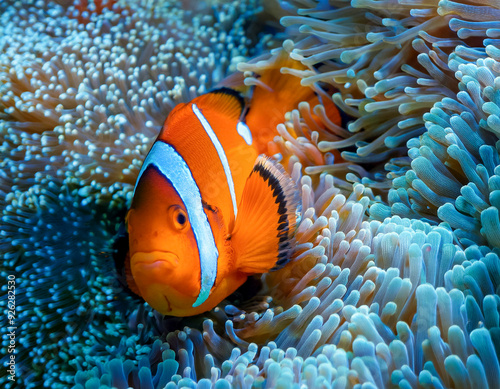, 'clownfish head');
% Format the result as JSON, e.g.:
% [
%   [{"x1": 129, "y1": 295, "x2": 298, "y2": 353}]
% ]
[{"x1": 126, "y1": 160, "x2": 217, "y2": 316}]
